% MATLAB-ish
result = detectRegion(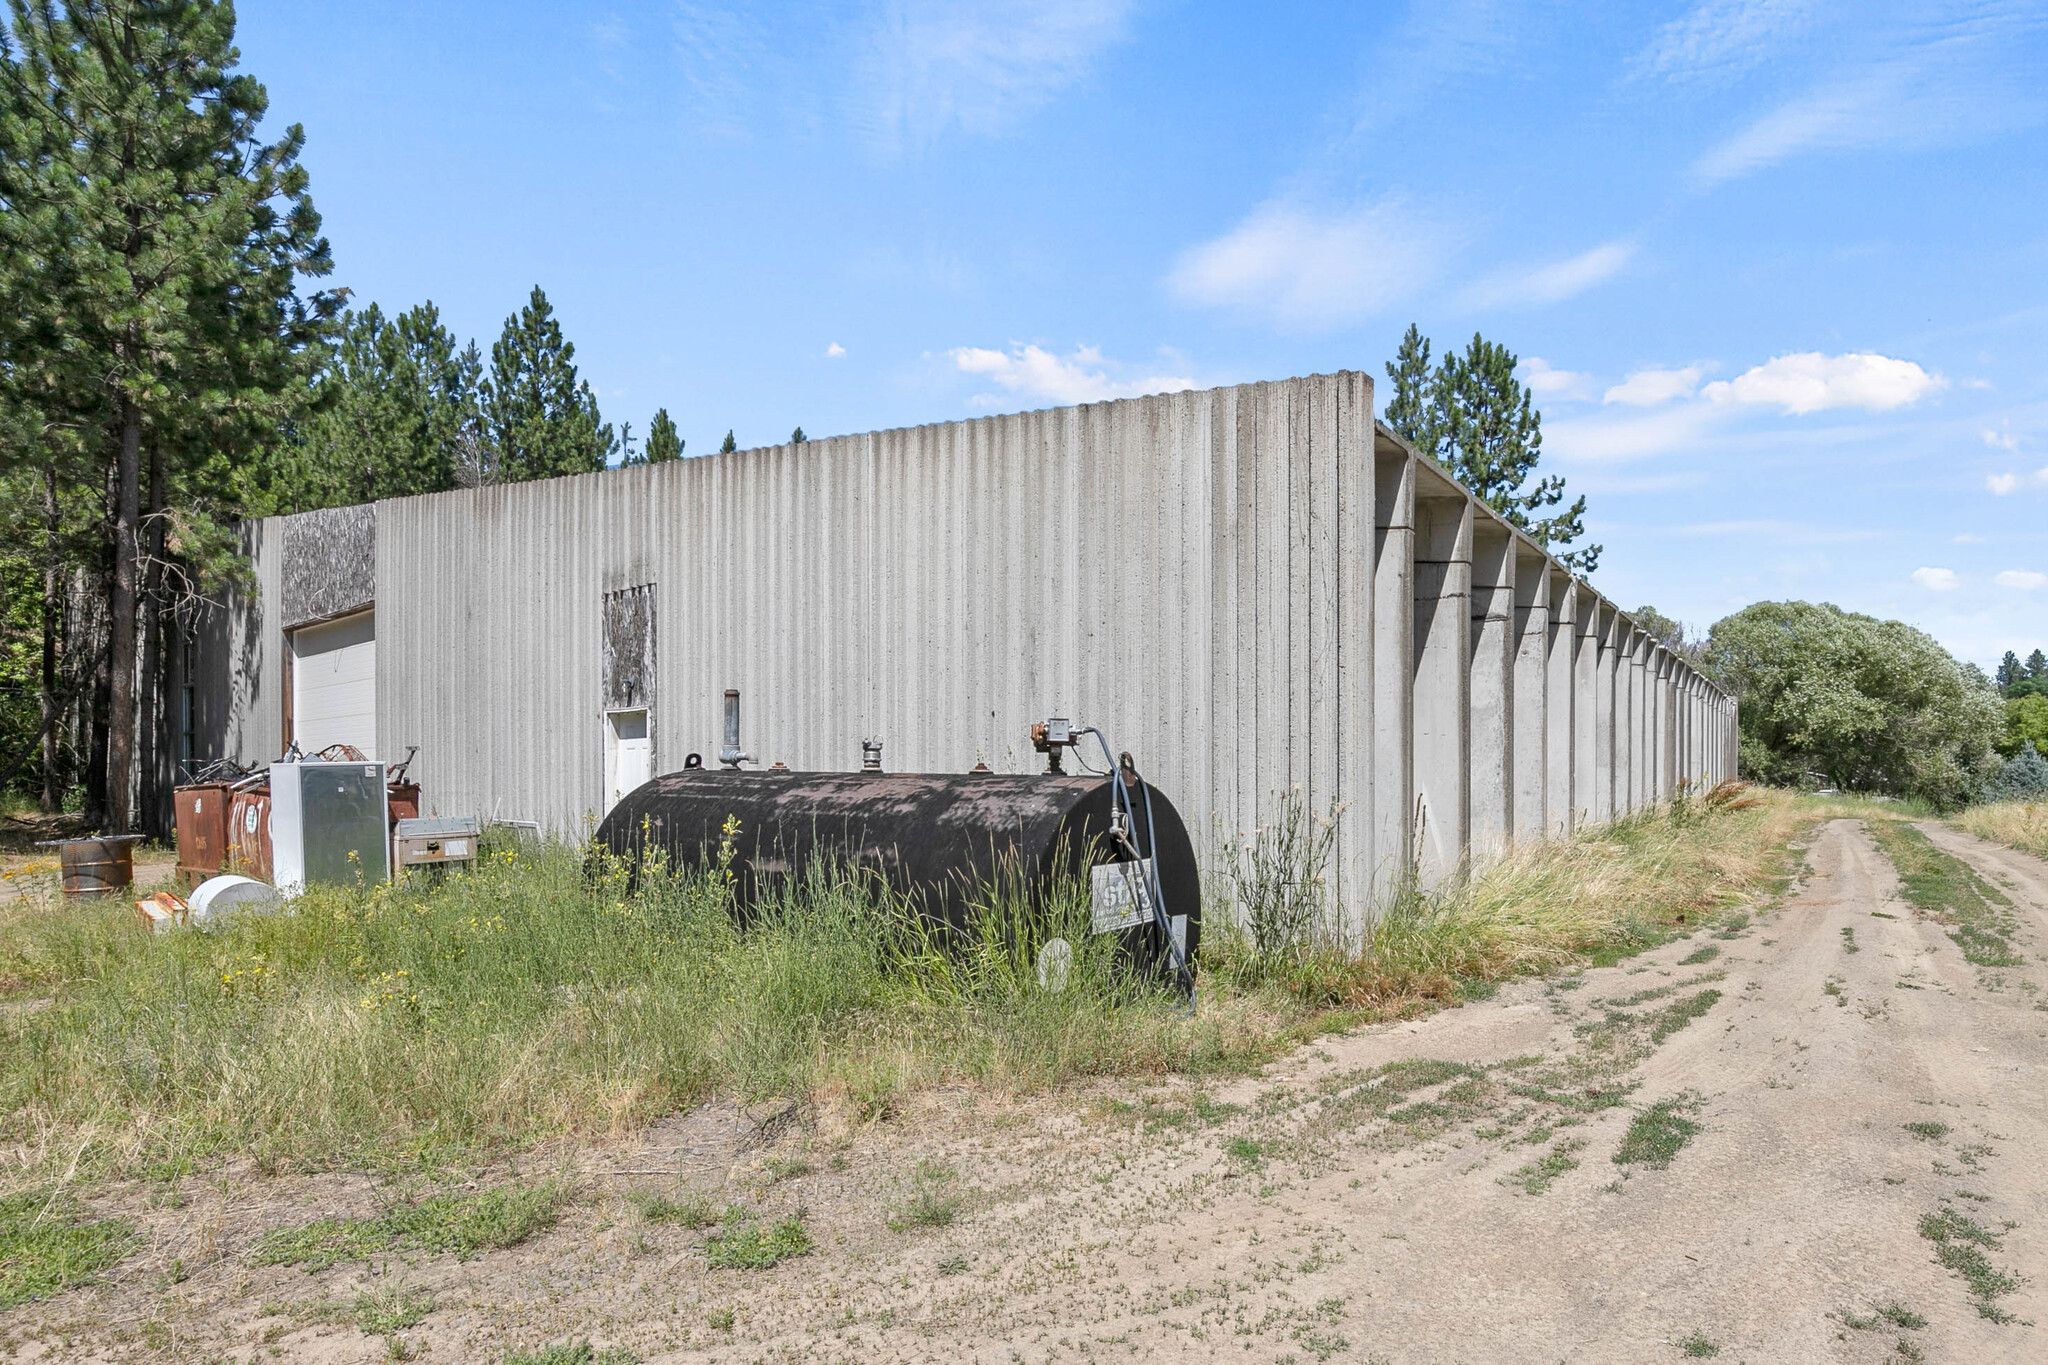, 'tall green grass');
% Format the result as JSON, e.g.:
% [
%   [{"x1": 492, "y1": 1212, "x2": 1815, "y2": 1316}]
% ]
[
  {"x1": 0, "y1": 790, "x2": 1804, "y2": 1184},
  {"x1": 0, "y1": 836, "x2": 1278, "y2": 1179}
]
